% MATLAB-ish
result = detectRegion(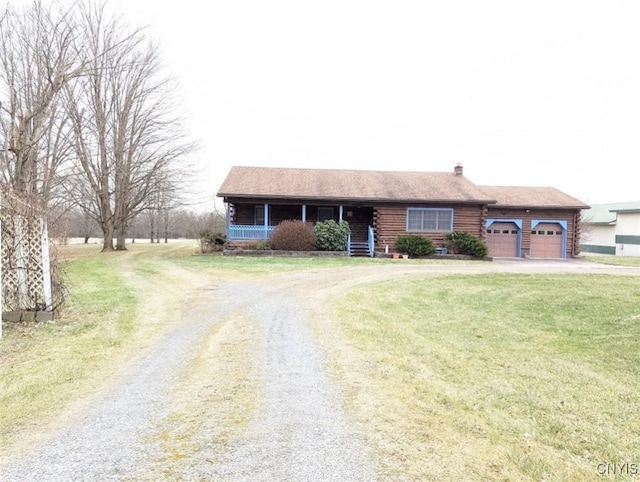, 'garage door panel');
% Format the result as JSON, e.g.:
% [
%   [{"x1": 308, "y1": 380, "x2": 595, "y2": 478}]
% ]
[
  {"x1": 531, "y1": 223, "x2": 563, "y2": 258},
  {"x1": 487, "y1": 222, "x2": 519, "y2": 257}
]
